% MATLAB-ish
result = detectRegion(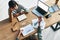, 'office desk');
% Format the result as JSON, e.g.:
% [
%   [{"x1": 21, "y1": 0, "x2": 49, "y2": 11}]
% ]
[
  {"x1": 0, "y1": 0, "x2": 60, "y2": 40},
  {"x1": 44, "y1": 11, "x2": 60, "y2": 28},
  {"x1": 11, "y1": 9, "x2": 37, "y2": 31},
  {"x1": 12, "y1": 9, "x2": 60, "y2": 30},
  {"x1": 18, "y1": 11, "x2": 60, "y2": 39},
  {"x1": 11, "y1": 9, "x2": 60, "y2": 40}
]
